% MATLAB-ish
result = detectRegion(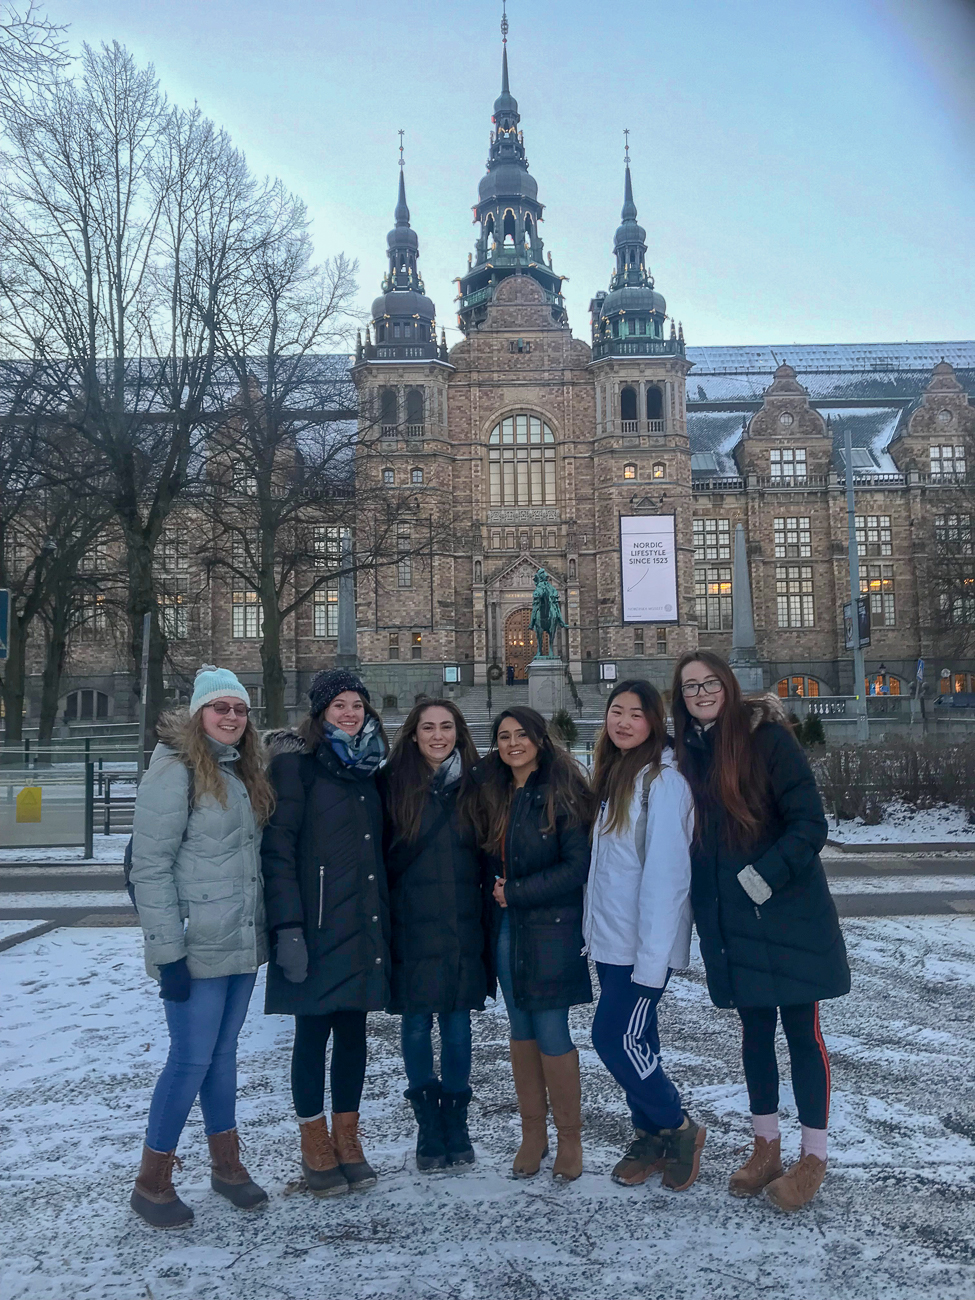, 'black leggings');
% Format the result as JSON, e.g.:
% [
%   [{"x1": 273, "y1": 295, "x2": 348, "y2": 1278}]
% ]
[
  {"x1": 291, "y1": 1011, "x2": 367, "y2": 1119},
  {"x1": 738, "y1": 1003, "x2": 831, "y2": 1130}
]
